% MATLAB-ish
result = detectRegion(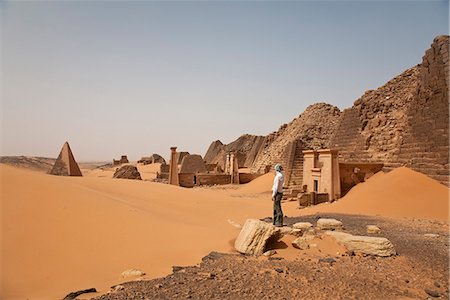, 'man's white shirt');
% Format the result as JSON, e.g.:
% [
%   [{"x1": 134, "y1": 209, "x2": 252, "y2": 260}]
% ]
[{"x1": 272, "y1": 171, "x2": 284, "y2": 197}]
